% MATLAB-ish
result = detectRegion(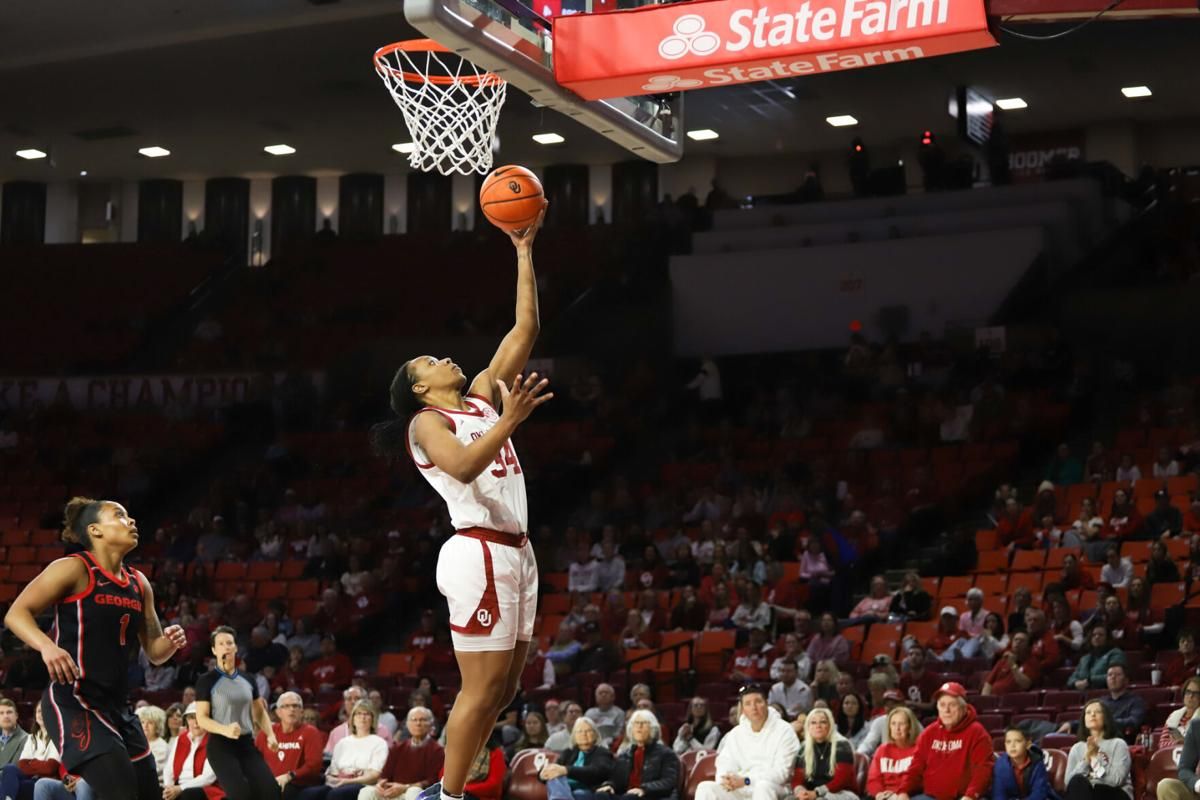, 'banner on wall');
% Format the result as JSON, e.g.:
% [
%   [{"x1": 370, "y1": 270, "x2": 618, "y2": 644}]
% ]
[
  {"x1": 0, "y1": 372, "x2": 320, "y2": 413},
  {"x1": 1007, "y1": 130, "x2": 1086, "y2": 183},
  {"x1": 553, "y1": 0, "x2": 996, "y2": 100}
]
